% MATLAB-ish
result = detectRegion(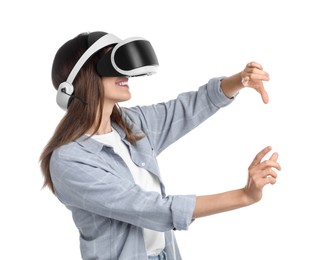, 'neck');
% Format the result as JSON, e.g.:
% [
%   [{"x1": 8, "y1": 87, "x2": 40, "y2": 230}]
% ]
[
  {"x1": 95, "y1": 119, "x2": 112, "y2": 135},
  {"x1": 87, "y1": 103, "x2": 114, "y2": 135}
]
